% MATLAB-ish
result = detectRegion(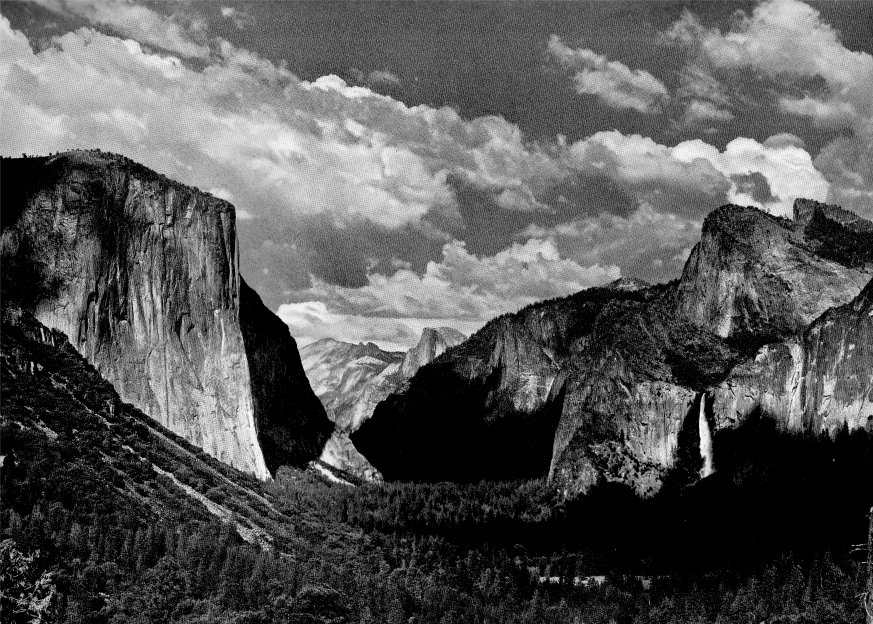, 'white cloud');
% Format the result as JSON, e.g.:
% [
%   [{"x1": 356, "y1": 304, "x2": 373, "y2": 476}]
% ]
[
  {"x1": 31, "y1": 0, "x2": 210, "y2": 58},
  {"x1": 562, "y1": 130, "x2": 828, "y2": 218},
  {"x1": 0, "y1": 17, "x2": 568, "y2": 232},
  {"x1": 292, "y1": 238, "x2": 619, "y2": 321},
  {"x1": 278, "y1": 238, "x2": 618, "y2": 349},
  {"x1": 778, "y1": 96, "x2": 860, "y2": 130},
  {"x1": 522, "y1": 203, "x2": 702, "y2": 282},
  {"x1": 681, "y1": 99, "x2": 734, "y2": 125},
  {"x1": 672, "y1": 136, "x2": 829, "y2": 216},
  {"x1": 667, "y1": 0, "x2": 872, "y2": 116},
  {"x1": 565, "y1": 130, "x2": 730, "y2": 204},
  {"x1": 547, "y1": 35, "x2": 670, "y2": 114},
  {"x1": 276, "y1": 301, "x2": 482, "y2": 352},
  {"x1": 665, "y1": 0, "x2": 873, "y2": 217}
]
